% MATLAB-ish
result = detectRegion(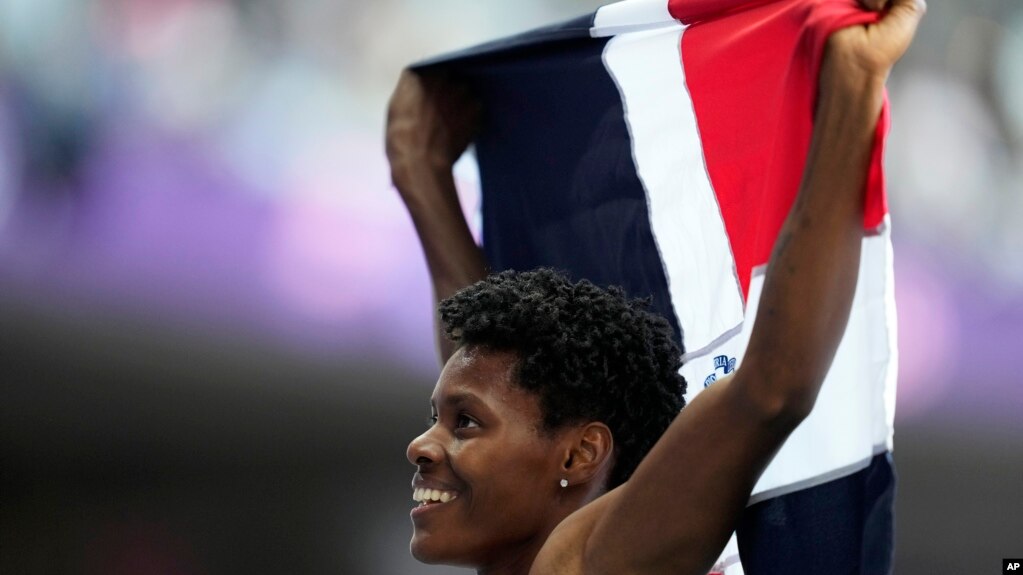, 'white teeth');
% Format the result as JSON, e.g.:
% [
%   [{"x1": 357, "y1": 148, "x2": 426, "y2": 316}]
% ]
[{"x1": 412, "y1": 487, "x2": 458, "y2": 504}]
